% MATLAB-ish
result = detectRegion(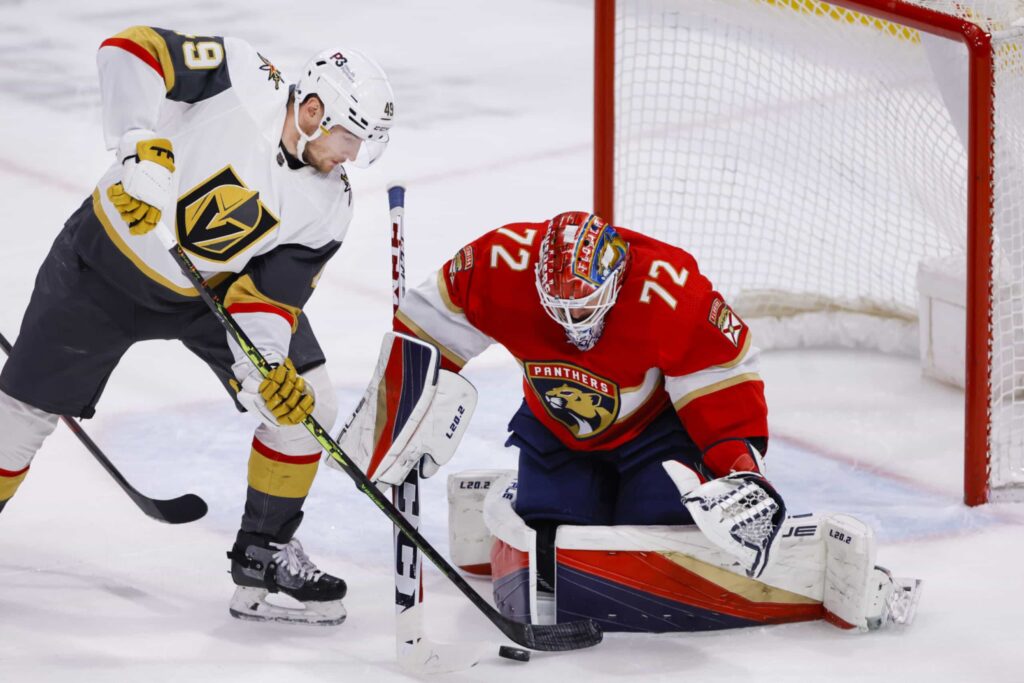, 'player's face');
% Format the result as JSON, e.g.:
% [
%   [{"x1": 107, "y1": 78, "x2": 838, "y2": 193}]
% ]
[{"x1": 303, "y1": 126, "x2": 362, "y2": 173}]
